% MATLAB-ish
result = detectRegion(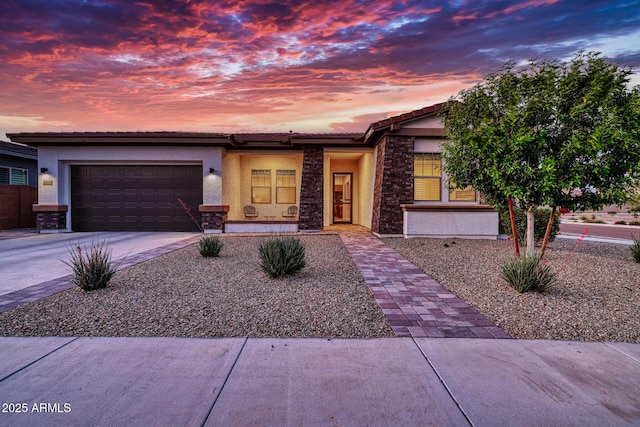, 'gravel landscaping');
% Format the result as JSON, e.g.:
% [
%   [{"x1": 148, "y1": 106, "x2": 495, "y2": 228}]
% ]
[
  {"x1": 0, "y1": 235, "x2": 394, "y2": 338},
  {"x1": 386, "y1": 237, "x2": 640, "y2": 343},
  {"x1": 1, "y1": 232, "x2": 638, "y2": 343}
]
